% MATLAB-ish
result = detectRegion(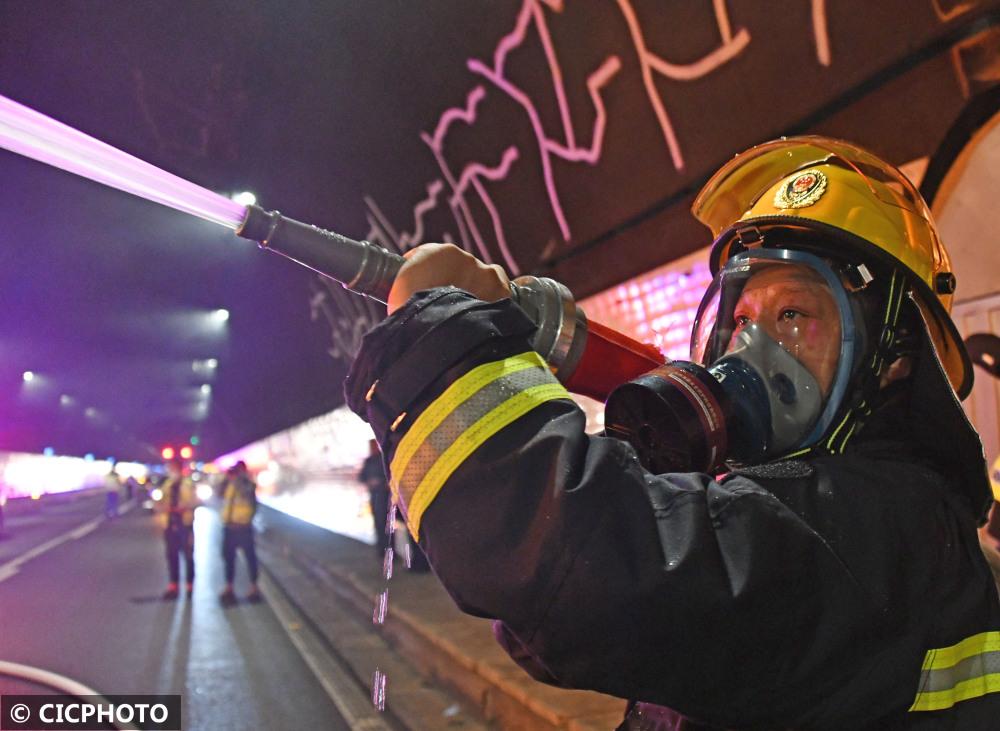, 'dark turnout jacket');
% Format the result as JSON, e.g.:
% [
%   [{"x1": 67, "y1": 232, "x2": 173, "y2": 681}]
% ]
[{"x1": 346, "y1": 288, "x2": 1000, "y2": 730}]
